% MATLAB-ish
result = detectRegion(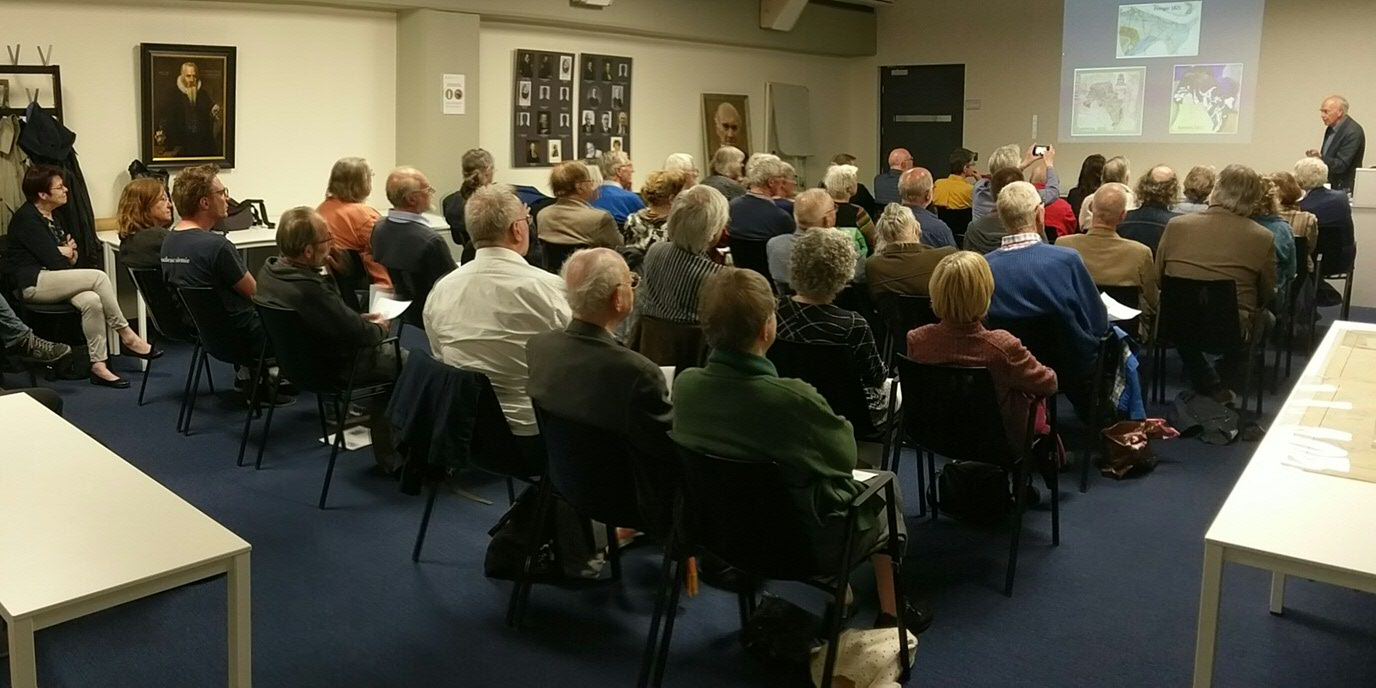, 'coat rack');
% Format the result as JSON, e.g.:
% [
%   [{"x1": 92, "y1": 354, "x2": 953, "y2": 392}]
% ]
[{"x1": 2, "y1": 44, "x2": 63, "y2": 123}]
